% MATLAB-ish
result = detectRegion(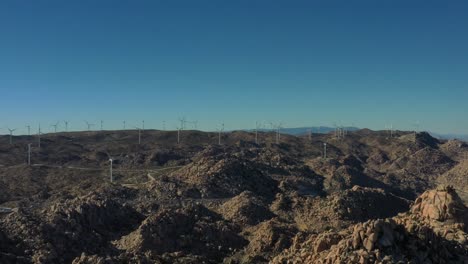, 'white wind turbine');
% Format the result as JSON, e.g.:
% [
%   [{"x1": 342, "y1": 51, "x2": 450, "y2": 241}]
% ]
[
  {"x1": 51, "y1": 121, "x2": 59, "y2": 133},
  {"x1": 7, "y1": 128, "x2": 16, "y2": 144},
  {"x1": 37, "y1": 124, "x2": 42, "y2": 148},
  {"x1": 109, "y1": 158, "x2": 114, "y2": 183},
  {"x1": 176, "y1": 125, "x2": 181, "y2": 144},
  {"x1": 277, "y1": 122, "x2": 283, "y2": 143},
  {"x1": 27, "y1": 143, "x2": 32, "y2": 165},
  {"x1": 255, "y1": 121, "x2": 262, "y2": 144},
  {"x1": 178, "y1": 117, "x2": 187, "y2": 130},
  {"x1": 85, "y1": 121, "x2": 95, "y2": 131},
  {"x1": 133, "y1": 126, "x2": 142, "y2": 144},
  {"x1": 216, "y1": 122, "x2": 225, "y2": 145}
]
